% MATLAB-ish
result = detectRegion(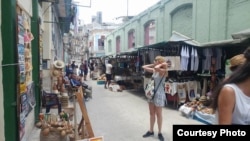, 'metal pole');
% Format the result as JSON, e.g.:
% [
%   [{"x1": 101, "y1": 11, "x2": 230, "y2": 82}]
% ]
[{"x1": 127, "y1": 0, "x2": 129, "y2": 17}]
